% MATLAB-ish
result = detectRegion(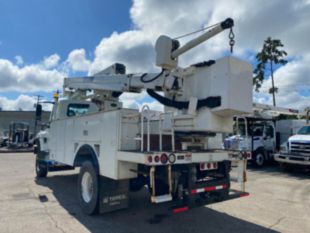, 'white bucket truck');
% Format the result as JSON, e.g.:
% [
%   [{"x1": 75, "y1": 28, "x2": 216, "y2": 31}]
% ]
[
  {"x1": 224, "y1": 104, "x2": 306, "y2": 167},
  {"x1": 34, "y1": 18, "x2": 253, "y2": 215}
]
